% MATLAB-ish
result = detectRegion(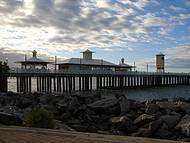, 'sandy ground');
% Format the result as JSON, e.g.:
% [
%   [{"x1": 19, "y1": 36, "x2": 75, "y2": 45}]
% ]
[{"x1": 0, "y1": 126, "x2": 188, "y2": 143}]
